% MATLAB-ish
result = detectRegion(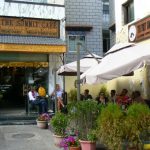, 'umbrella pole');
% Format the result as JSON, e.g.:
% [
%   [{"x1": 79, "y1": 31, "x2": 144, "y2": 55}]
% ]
[{"x1": 77, "y1": 43, "x2": 81, "y2": 101}]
